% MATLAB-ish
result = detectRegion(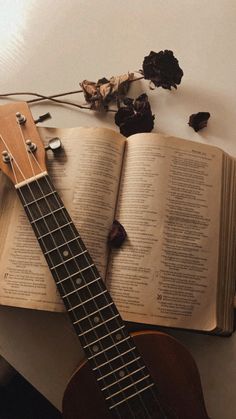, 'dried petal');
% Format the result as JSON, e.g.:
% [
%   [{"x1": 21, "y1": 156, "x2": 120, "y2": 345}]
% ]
[
  {"x1": 188, "y1": 112, "x2": 211, "y2": 132},
  {"x1": 80, "y1": 80, "x2": 98, "y2": 109},
  {"x1": 142, "y1": 50, "x2": 183, "y2": 90},
  {"x1": 108, "y1": 220, "x2": 127, "y2": 248},
  {"x1": 114, "y1": 107, "x2": 134, "y2": 127},
  {"x1": 115, "y1": 93, "x2": 155, "y2": 137},
  {"x1": 80, "y1": 73, "x2": 134, "y2": 110}
]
